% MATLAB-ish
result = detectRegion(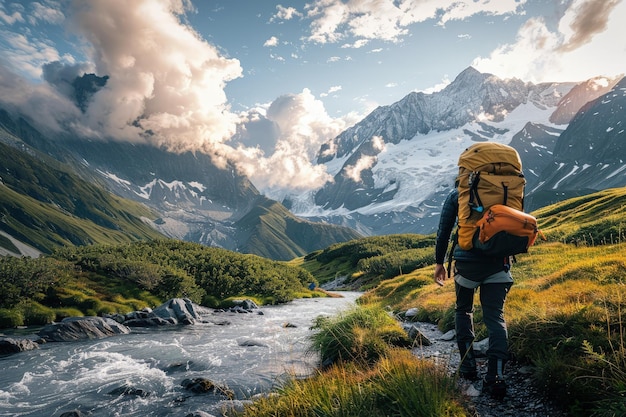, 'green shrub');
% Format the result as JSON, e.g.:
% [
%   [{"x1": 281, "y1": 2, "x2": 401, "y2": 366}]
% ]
[
  {"x1": 54, "y1": 308, "x2": 84, "y2": 321},
  {"x1": 21, "y1": 300, "x2": 56, "y2": 326},
  {"x1": 308, "y1": 305, "x2": 411, "y2": 368},
  {"x1": 0, "y1": 308, "x2": 24, "y2": 328}
]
